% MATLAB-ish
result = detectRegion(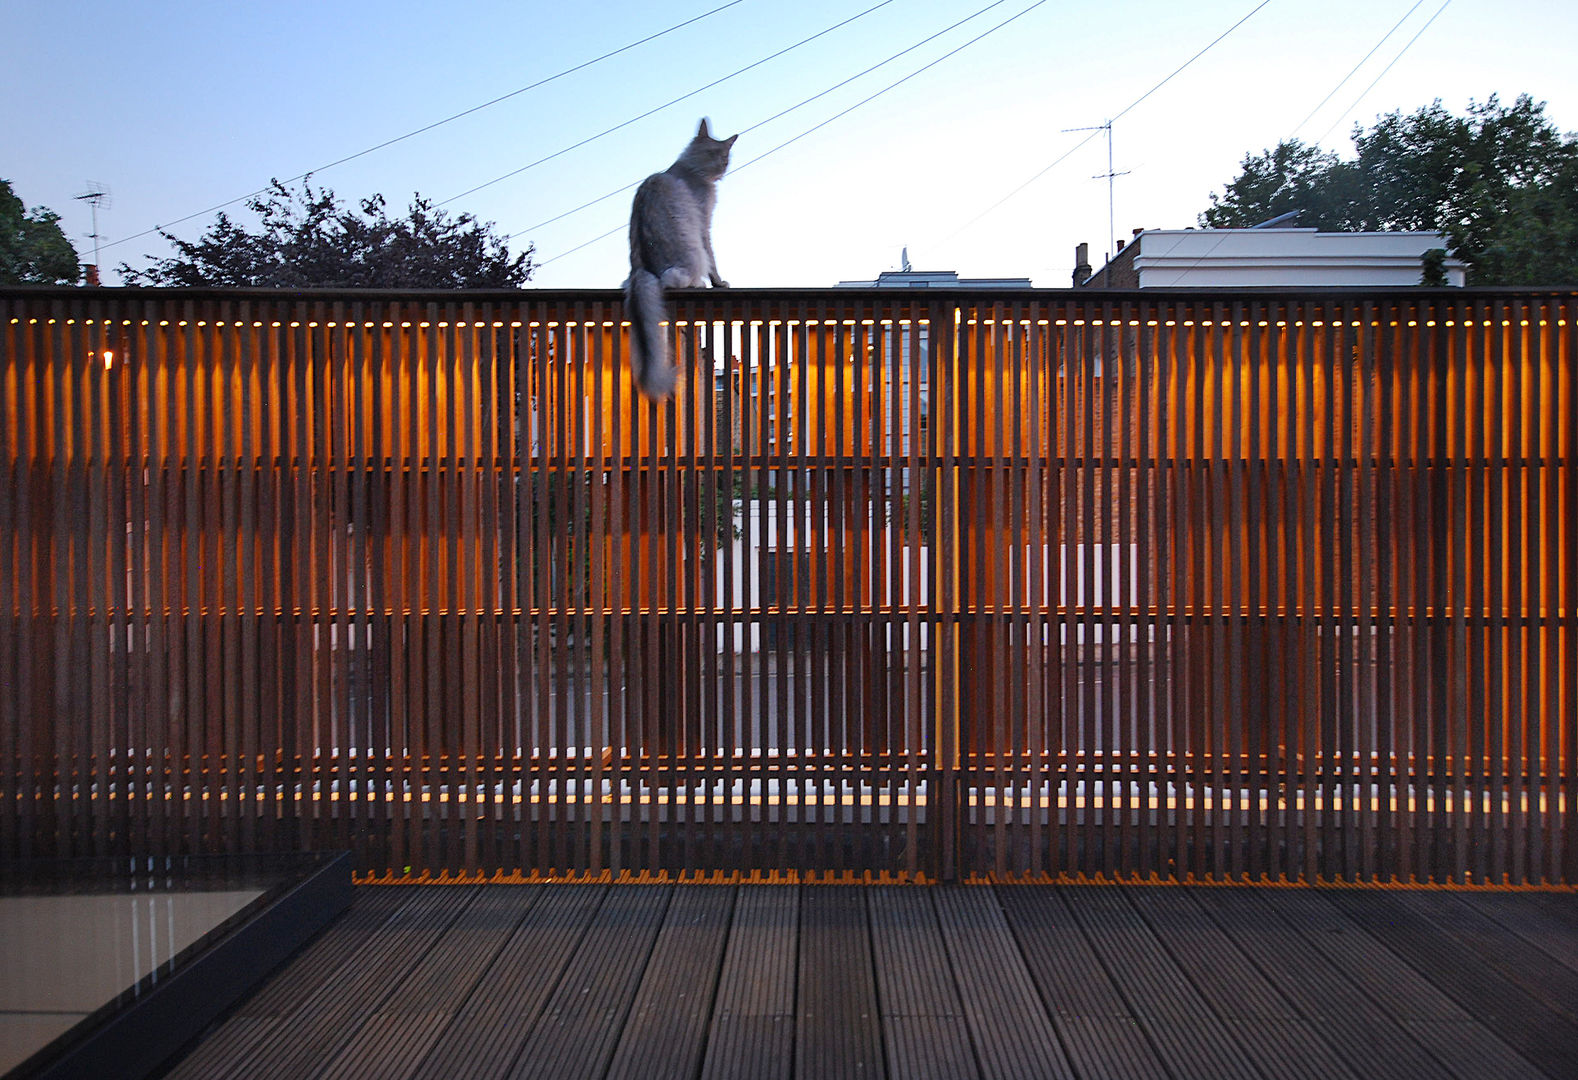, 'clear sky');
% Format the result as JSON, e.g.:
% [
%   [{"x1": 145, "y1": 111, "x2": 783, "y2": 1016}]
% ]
[{"x1": 6, "y1": 0, "x2": 1577, "y2": 289}]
